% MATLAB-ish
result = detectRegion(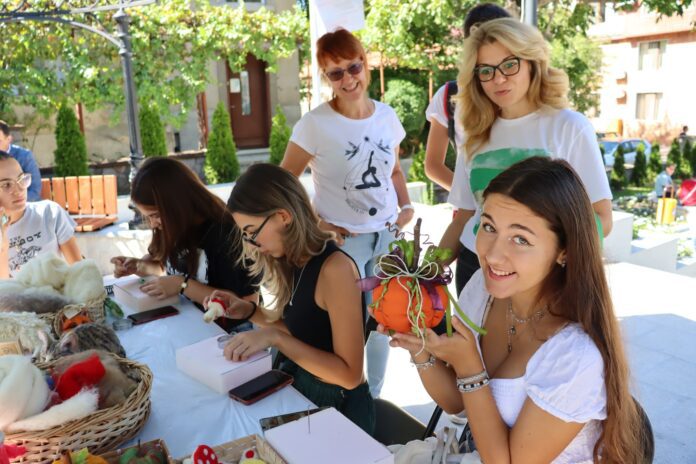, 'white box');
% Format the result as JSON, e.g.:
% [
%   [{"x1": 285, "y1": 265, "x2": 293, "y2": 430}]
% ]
[
  {"x1": 264, "y1": 407, "x2": 393, "y2": 464},
  {"x1": 113, "y1": 277, "x2": 180, "y2": 312},
  {"x1": 175, "y1": 335, "x2": 272, "y2": 394}
]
